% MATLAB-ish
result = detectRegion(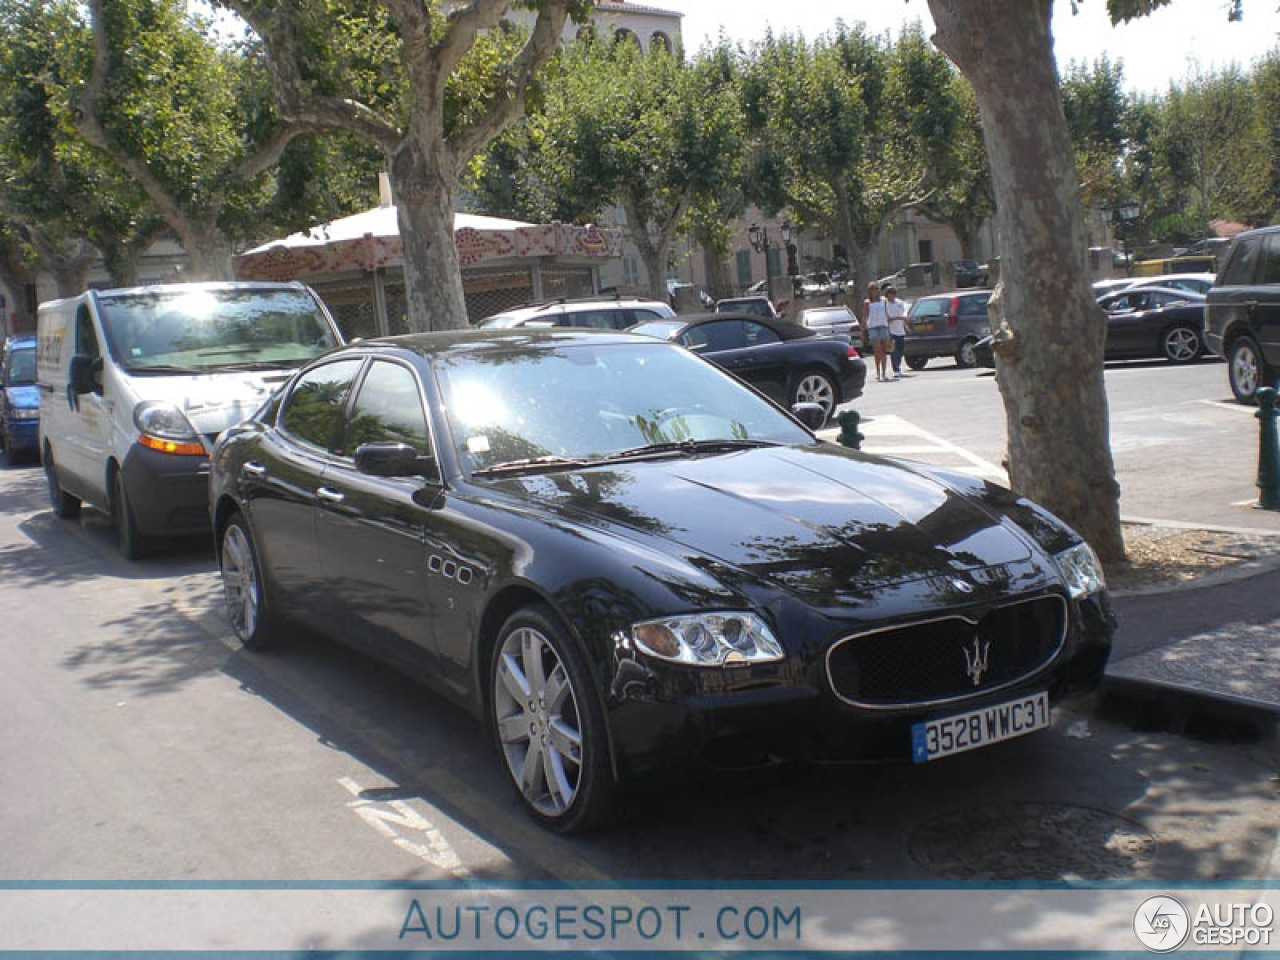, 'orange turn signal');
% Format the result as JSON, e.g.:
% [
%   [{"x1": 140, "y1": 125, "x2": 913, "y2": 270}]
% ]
[{"x1": 139, "y1": 434, "x2": 206, "y2": 456}]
